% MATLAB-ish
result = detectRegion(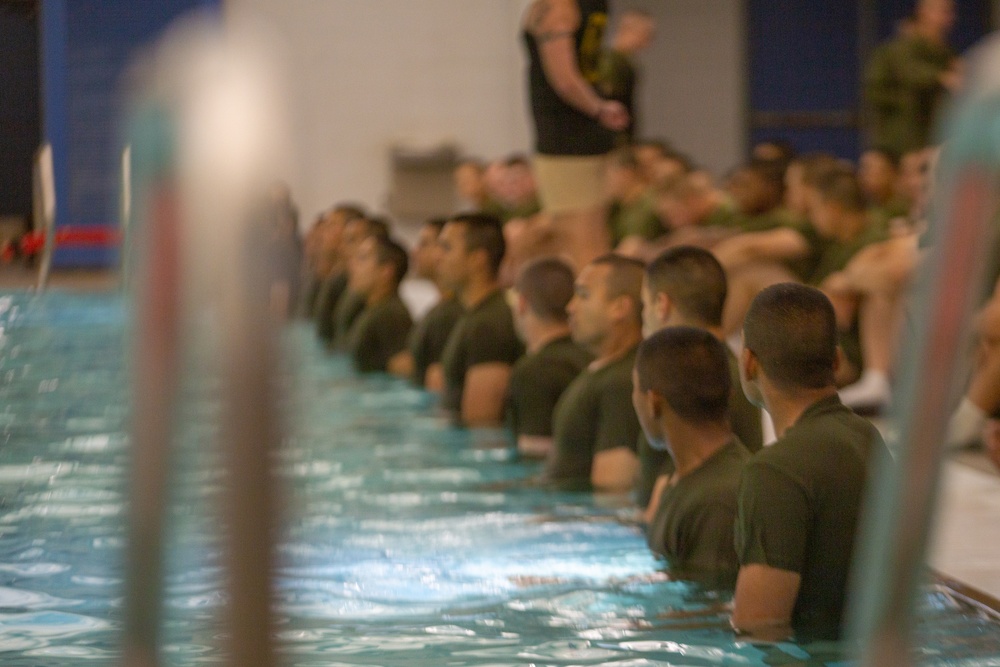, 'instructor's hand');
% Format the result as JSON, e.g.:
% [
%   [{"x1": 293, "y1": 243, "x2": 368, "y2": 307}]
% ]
[{"x1": 597, "y1": 100, "x2": 629, "y2": 132}]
